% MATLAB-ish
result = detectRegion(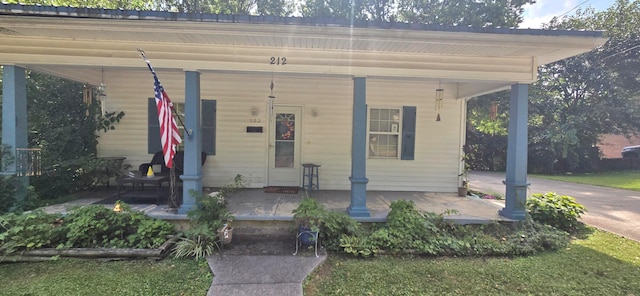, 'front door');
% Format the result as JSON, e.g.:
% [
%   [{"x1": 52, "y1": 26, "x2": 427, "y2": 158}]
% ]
[{"x1": 268, "y1": 106, "x2": 302, "y2": 186}]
